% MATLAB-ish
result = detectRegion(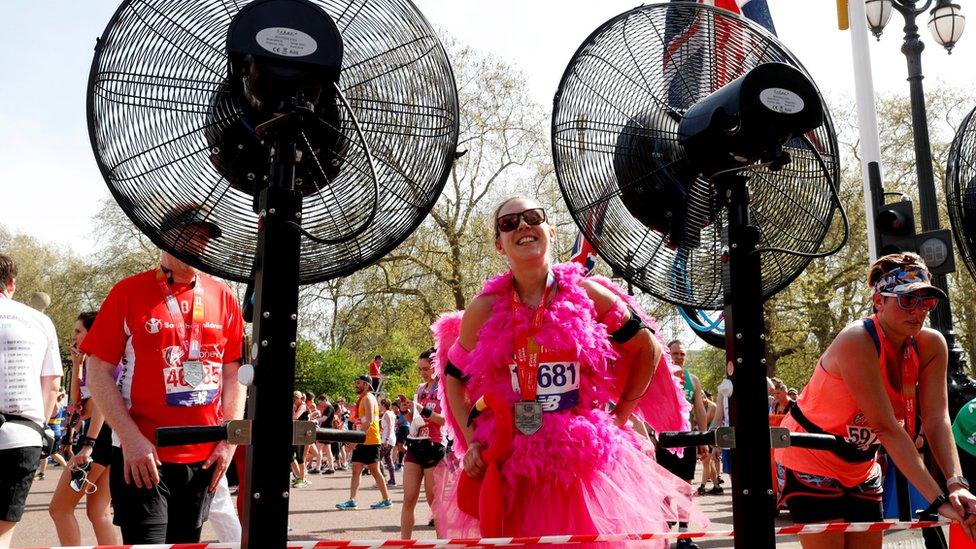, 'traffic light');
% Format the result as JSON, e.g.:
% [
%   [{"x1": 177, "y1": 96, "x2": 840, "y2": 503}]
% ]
[
  {"x1": 875, "y1": 199, "x2": 917, "y2": 256},
  {"x1": 874, "y1": 198, "x2": 956, "y2": 275}
]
